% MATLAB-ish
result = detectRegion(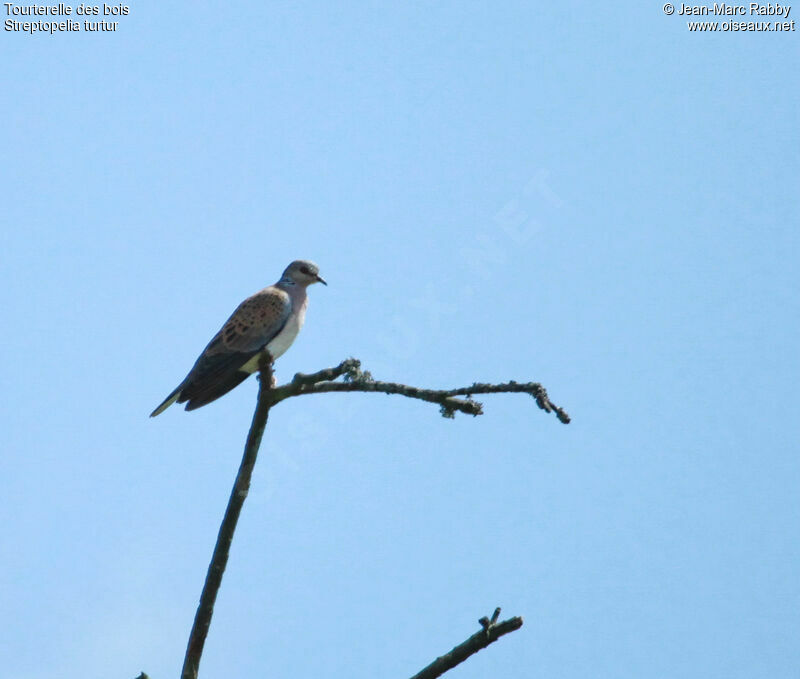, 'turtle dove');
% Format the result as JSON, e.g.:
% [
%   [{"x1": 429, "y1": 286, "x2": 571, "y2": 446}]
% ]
[{"x1": 150, "y1": 260, "x2": 326, "y2": 416}]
